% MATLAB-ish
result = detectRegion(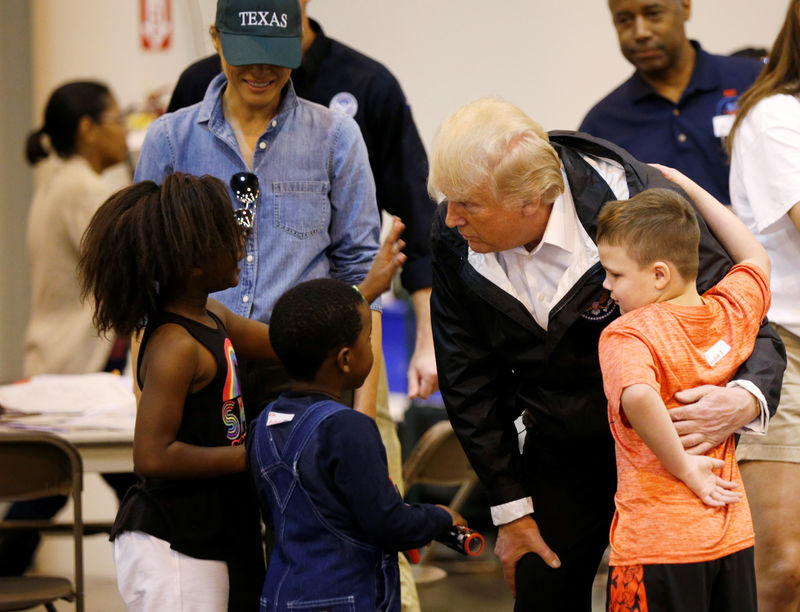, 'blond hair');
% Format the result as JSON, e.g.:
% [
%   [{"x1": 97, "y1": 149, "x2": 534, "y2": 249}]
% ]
[
  {"x1": 428, "y1": 98, "x2": 564, "y2": 209},
  {"x1": 597, "y1": 188, "x2": 700, "y2": 281}
]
